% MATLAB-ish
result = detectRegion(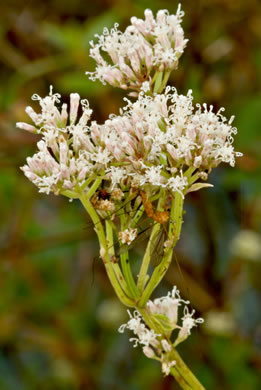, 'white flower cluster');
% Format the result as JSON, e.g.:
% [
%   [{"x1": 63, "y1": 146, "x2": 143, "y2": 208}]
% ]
[
  {"x1": 146, "y1": 285, "x2": 188, "y2": 329},
  {"x1": 99, "y1": 87, "x2": 241, "y2": 195},
  {"x1": 17, "y1": 87, "x2": 112, "y2": 195},
  {"x1": 119, "y1": 286, "x2": 204, "y2": 375},
  {"x1": 119, "y1": 228, "x2": 138, "y2": 245},
  {"x1": 119, "y1": 310, "x2": 160, "y2": 348},
  {"x1": 17, "y1": 86, "x2": 241, "y2": 198},
  {"x1": 86, "y1": 5, "x2": 187, "y2": 92}
]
